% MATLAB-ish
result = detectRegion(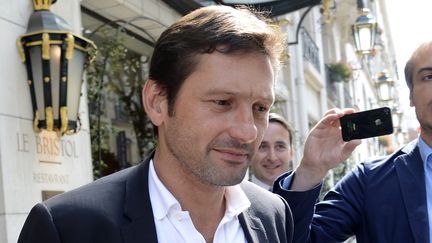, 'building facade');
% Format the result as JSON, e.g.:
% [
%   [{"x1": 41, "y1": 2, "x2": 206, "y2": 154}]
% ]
[
  {"x1": 0, "y1": 1, "x2": 94, "y2": 242},
  {"x1": 0, "y1": 0, "x2": 405, "y2": 242}
]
